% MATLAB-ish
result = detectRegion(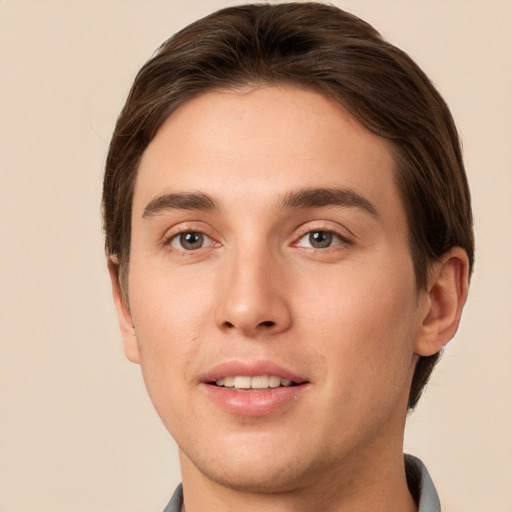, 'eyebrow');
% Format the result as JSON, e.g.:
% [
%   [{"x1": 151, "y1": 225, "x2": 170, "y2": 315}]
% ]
[
  {"x1": 143, "y1": 192, "x2": 220, "y2": 217},
  {"x1": 142, "y1": 187, "x2": 379, "y2": 219},
  {"x1": 280, "y1": 187, "x2": 379, "y2": 218}
]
